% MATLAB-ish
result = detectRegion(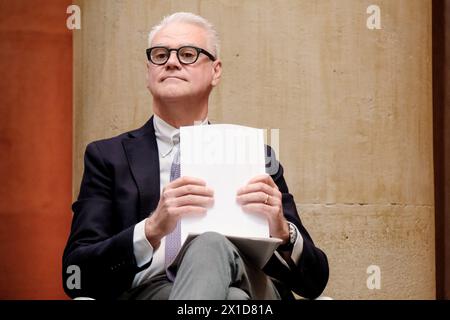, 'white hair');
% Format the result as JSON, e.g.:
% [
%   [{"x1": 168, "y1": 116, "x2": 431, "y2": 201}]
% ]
[{"x1": 148, "y1": 12, "x2": 220, "y2": 57}]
